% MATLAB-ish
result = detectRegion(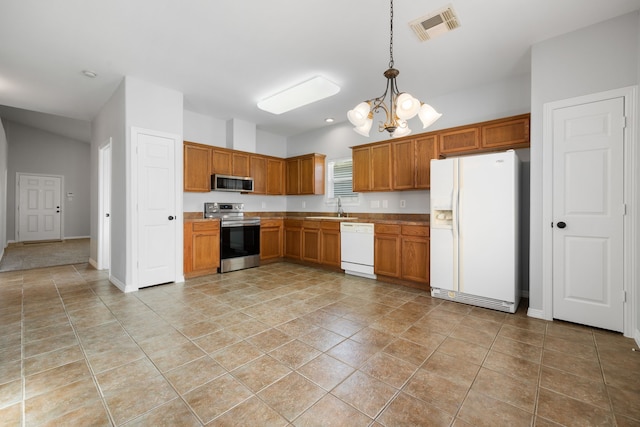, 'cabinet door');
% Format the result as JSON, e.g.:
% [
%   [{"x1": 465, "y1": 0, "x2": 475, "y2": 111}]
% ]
[
  {"x1": 481, "y1": 115, "x2": 530, "y2": 149},
  {"x1": 374, "y1": 234, "x2": 401, "y2": 277},
  {"x1": 183, "y1": 143, "x2": 212, "y2": 192},
  {"x1": 286, "y1": 158, "x2": 300, "y2": 195},
  {"x1": 192, "y1": 232, "x2": 219, "y2": 271},
  {"x1": 352, "y1": 146, "x2": 371, "y2": 192},
  {"x1": 415, "y1": 136, "x2": 437, "y2": 189},
  {"x1": 401, "y1": 236, "x2": 429, "y2": 284},
  {"x1": 392, "y1": 139, "x2": 415, "y2": 190},
  {"x1": 284, "y1": 221, "x2": 302, "y2": 259},
  {"x1": 299, "y1": 156, "x2": 314, "y2": 195},
  {"x1": 302, "y1": 226, "x2": 320, "y2": 263},
  {"x1": 261, "y1": 224, "x2": 282, "y2": 260},
  {"x1": 320, "y1": 225, "x2": 341, "y2": 267},
  {"x1": 439, "y1": 127, "x2": 480, "y2": 155},
  {"x1": 371, "y1": 143, "x2": 392, "y2": 191},
  {"x1": 250, "y1": 155, "x2": 267, "y2": 194},
  {"x1": 232, "y1": 152, "x2": 250, "y2": 177},
  {"x1": 266, "y1": 158, "x2": 285, "y2": 195},
  {"x1": 212, "y1": 148, "x2": 232, "y2": 175}
]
